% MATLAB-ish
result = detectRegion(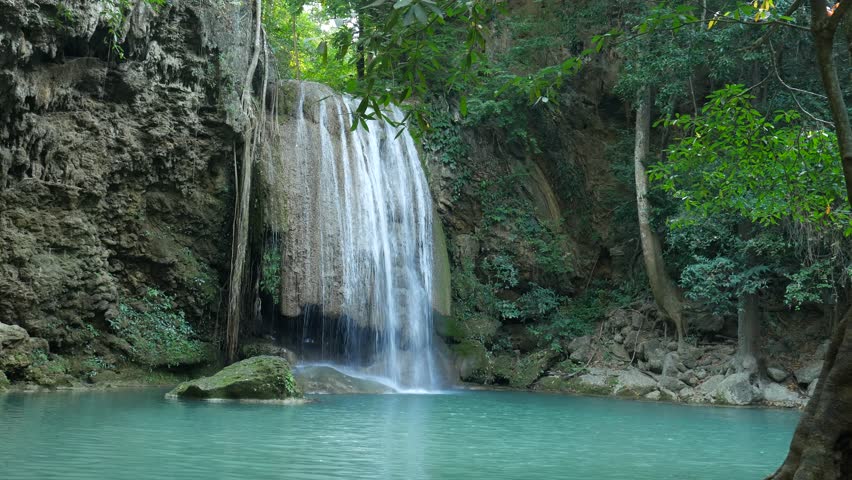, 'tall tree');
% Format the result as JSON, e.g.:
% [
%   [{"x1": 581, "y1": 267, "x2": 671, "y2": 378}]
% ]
[
  {"x1": 770, "y1": 1, "x2": 852, "y2": 477},
  {"x1": 634, "y1": 88, "x2": 687, "y2": 343}
]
